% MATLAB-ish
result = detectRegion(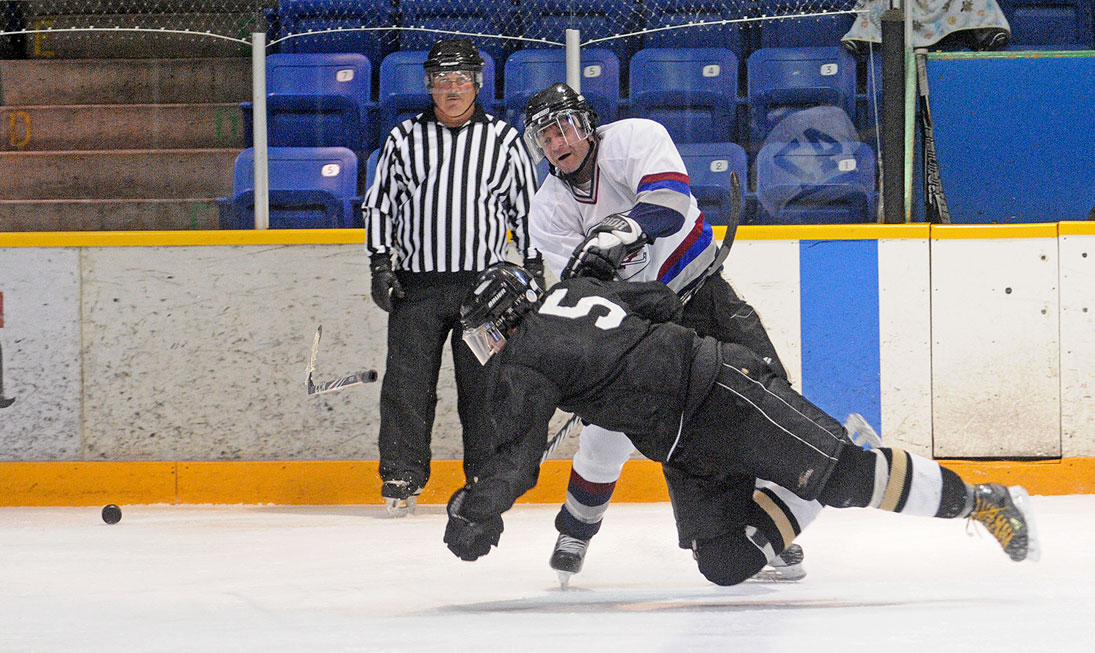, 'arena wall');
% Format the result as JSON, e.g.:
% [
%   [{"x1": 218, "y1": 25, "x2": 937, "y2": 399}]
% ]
[{"x1": 1, "y1": 224, "x2": 1093, "y2": 503}]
